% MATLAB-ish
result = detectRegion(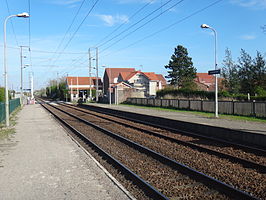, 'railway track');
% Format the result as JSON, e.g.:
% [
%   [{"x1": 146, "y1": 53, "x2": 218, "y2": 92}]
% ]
[{"x1": 38, "y1": 99, "x2": 264, "y2": 199}]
